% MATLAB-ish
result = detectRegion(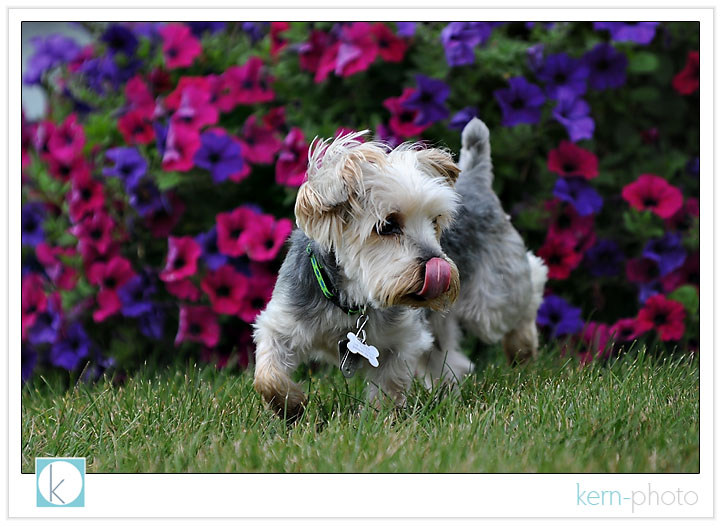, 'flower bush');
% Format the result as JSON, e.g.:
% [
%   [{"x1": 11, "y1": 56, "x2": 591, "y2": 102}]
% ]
[{"x1": 21, "y1": 21, "x2": 700, "y2": 381}]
